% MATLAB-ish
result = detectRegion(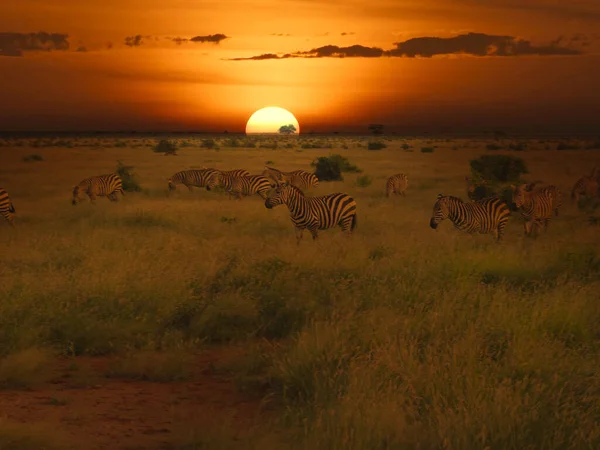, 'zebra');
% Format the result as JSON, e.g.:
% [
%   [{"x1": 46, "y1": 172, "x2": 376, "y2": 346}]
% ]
[
  {"x1": 386, "y1": 173, "x2": 408, "y2": 197},
  {"x1": 262, "y1": 166, "x2": 319, "y2": 190},
  {"x1": 168, "y1": 169, "x2": 217, "y2": 192},
  {"x1": 264, "y1": 182, "x2": 357, "y2": 244},
  {"x1": 524, "y1": 182, "x2": 563, "y2": 217},
  {"x1": 510, "y1": 183, "x2": 559, "y2": 236},
  {"x1": 72, "y1": 174, "x2": 124, "y2": 205},
  {"x1": 207, "y1": 173, "x2": 271, "y2": 200},
  {"x1": 0, "y1": 187, "x2": 16, "y2": 226},
  {"x1": 571, "y1": 167, "x2": 599, "y2": 204},
  {"x1": 429, "y1": 194, "x2": 510, "y2": 242}
]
